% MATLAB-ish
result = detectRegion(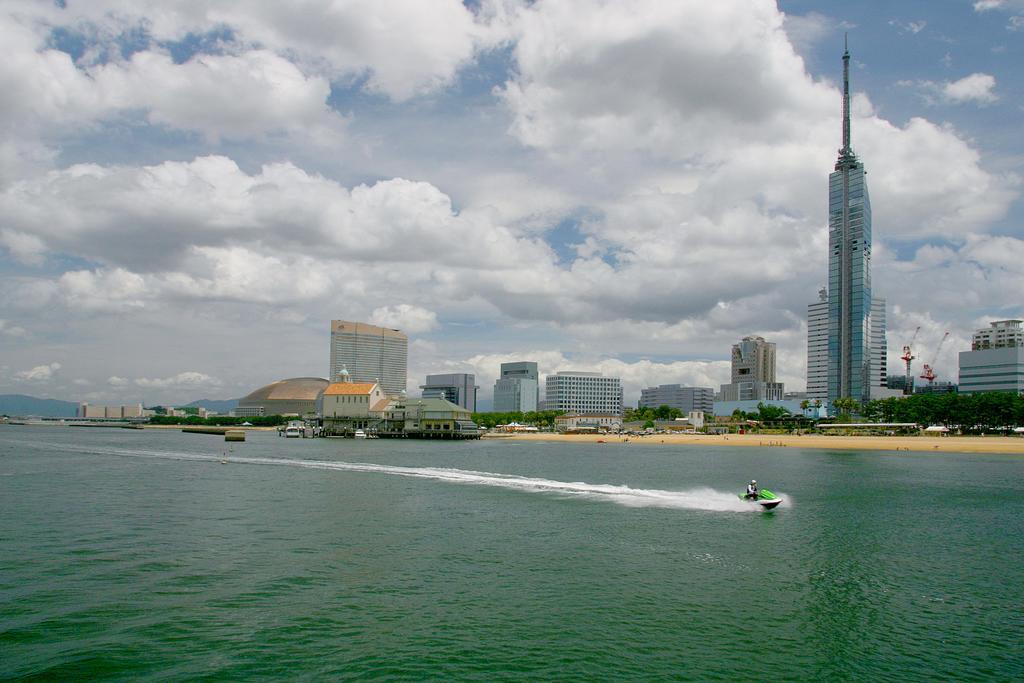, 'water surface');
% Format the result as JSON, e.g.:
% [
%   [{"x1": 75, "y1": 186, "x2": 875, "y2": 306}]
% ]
[{"x1": 1, "y1": 427, "x2": 1021, "y2": 679}]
